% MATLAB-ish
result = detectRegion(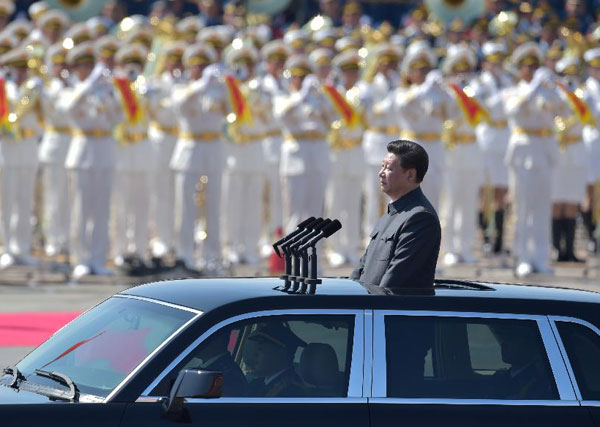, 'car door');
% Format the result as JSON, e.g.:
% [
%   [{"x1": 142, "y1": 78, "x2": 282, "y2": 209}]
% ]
[
  {"x1": 368, "y1": 310, "x2": 595, "y2": 427},
  {"x1": 549, "y1": 316, "x2": 600, "y2": 427},
  {"x1": 120, "y1": 309, "x2": 369, "y2": 427}
]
